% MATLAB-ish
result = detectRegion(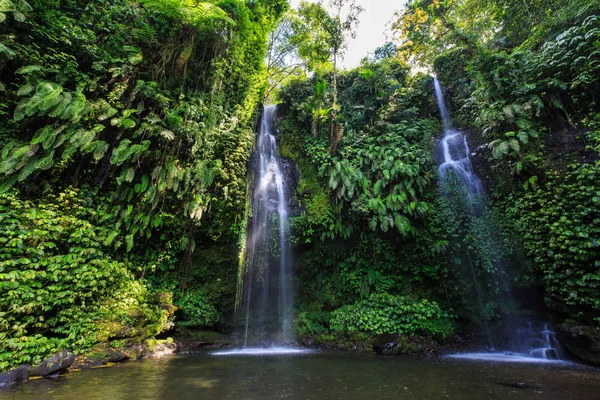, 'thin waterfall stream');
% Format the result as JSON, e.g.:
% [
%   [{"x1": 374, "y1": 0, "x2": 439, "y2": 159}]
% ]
[{"x1": 433, "y1": 78, "x2": 564, "y2": 362}]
